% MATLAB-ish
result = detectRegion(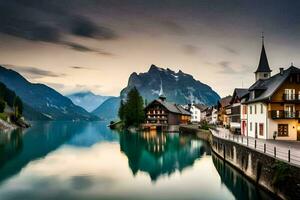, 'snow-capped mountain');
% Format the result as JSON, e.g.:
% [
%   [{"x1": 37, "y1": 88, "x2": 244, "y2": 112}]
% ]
[
  {"x1": 67, "y1": 91, "x2": 111, "y2": 112},
  {"x1": 120, "y1": 64, "x2": 220, "y2": 105}
]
